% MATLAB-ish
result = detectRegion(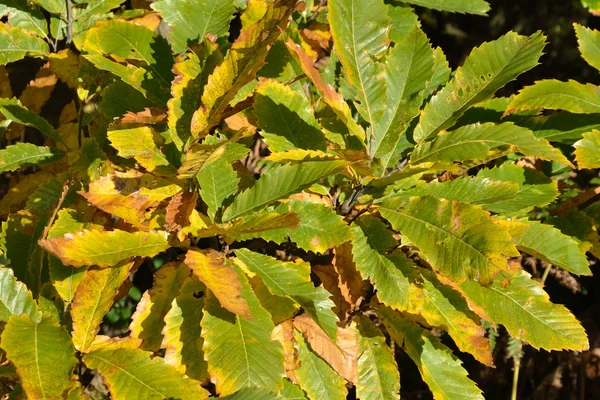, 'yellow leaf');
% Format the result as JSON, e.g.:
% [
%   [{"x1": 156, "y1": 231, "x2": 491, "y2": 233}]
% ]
[
  {"x1": 49, "y1": 49, "x2": 80, "y2": 89},
  {"x1": 190, "y1": 0, "x2": 297, "y2": 138},
  {"x1": 79, "y1": 172, "x2": 182, "y2": 229},
  {"x1": 71, "y1": 261, "x2": 135, "y2": 352},
  {"x1": 129, "y1": 262, "x2": 191, "y2": 351},
  {"x1": 184, "y1": 248, "x2": 252, "y2": 319}
]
